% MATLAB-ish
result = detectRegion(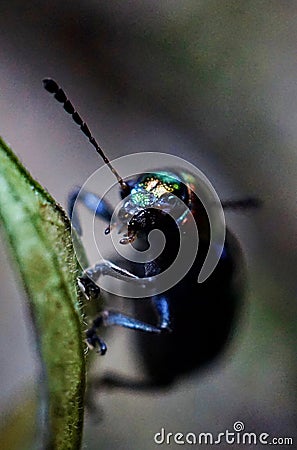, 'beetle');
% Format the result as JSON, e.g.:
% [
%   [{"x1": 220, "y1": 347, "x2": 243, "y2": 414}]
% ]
[{"x1": 43, "y1": 78, "x2": 259, "y2": 389}]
